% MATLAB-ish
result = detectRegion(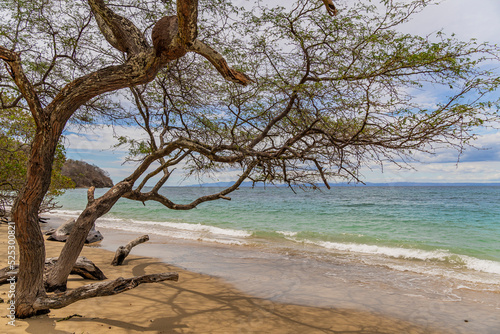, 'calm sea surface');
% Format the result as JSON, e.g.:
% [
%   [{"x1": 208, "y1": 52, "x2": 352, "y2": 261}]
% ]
[
  {"x1": 53, "y1": 186, "x2": 500, "y2": 286},
  {"x1": 48, "y1": 186, "x2": 500, "y2": 331}
]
